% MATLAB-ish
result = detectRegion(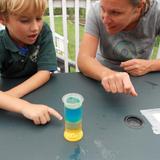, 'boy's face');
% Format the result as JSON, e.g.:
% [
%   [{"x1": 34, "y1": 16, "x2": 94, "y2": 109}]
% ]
[{"x1": 3, "y1": 13, "x2": 44, "y2": 46}]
